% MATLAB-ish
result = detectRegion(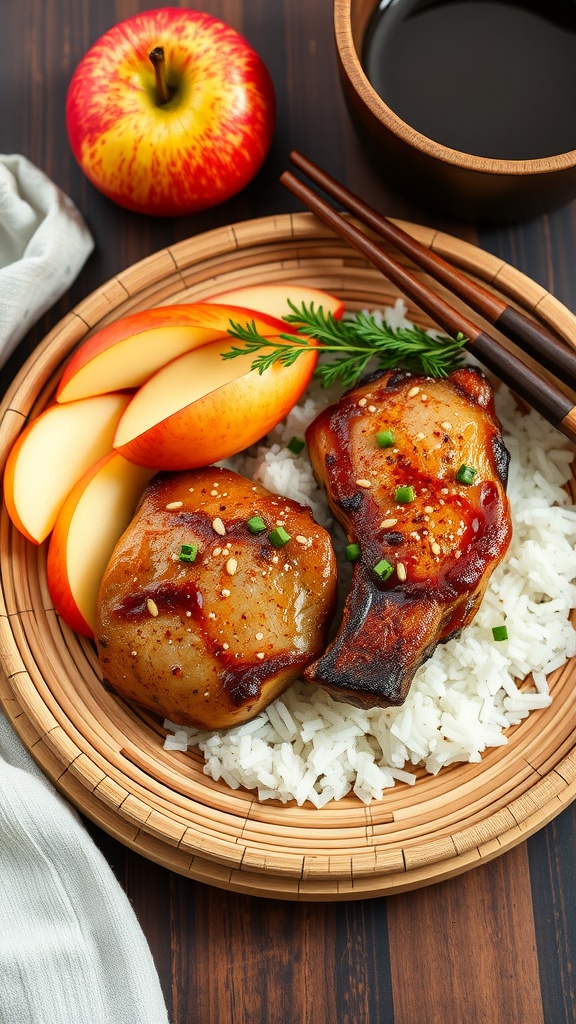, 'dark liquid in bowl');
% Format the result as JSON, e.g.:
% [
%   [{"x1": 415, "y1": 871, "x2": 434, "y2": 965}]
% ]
[{"x1": 362, "y1": 0, "x2": 576, "y2": 160}]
